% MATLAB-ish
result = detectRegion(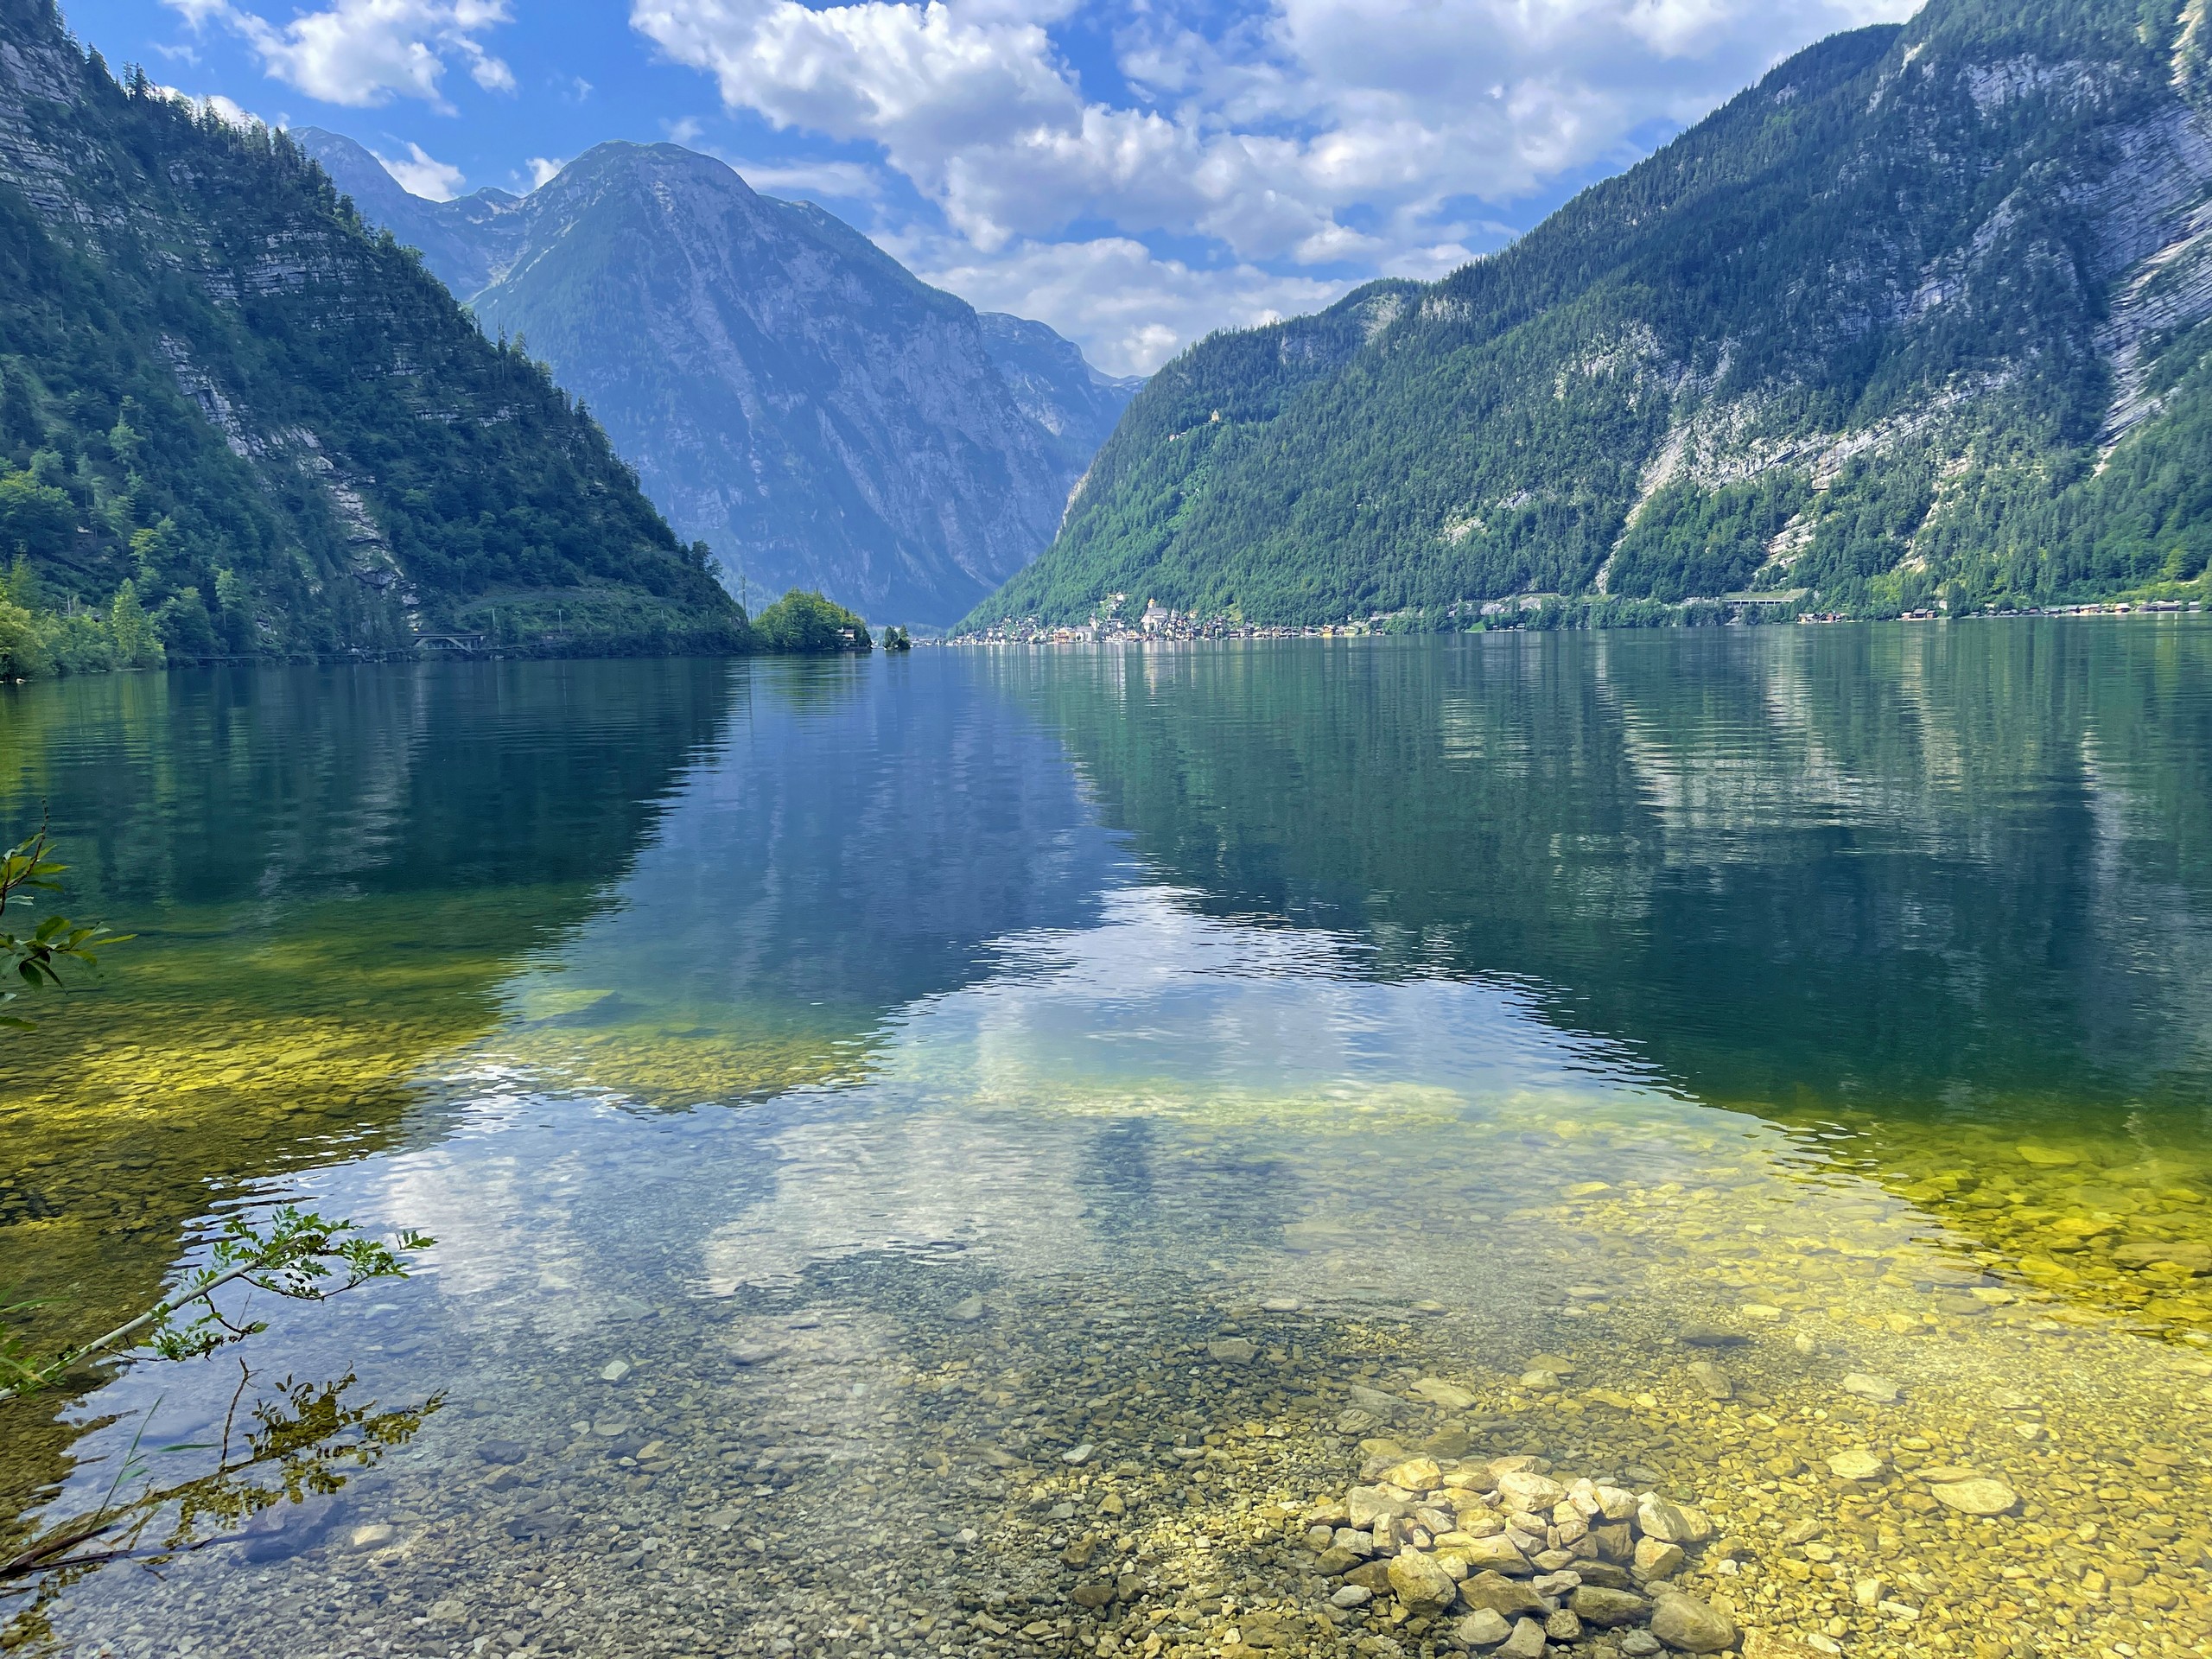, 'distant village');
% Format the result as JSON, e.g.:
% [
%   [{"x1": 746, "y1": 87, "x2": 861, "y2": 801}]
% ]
[
  {"x1": 952, "y1": 592, "x2": 1625, "y2": 645},
  {"x1": 946, "y1": 592, "x2": 2205, "y2": 645},
  {"x1": 953, "y1": 596, "x2": 1374, "y2": 645}
]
